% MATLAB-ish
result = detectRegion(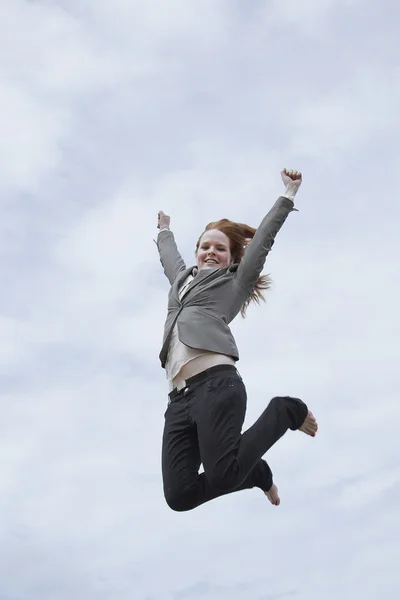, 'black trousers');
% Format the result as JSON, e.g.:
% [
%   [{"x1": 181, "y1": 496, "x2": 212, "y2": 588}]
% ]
[{"x1": 162, "y1": 364, "x2": 308, "y2": 512}]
